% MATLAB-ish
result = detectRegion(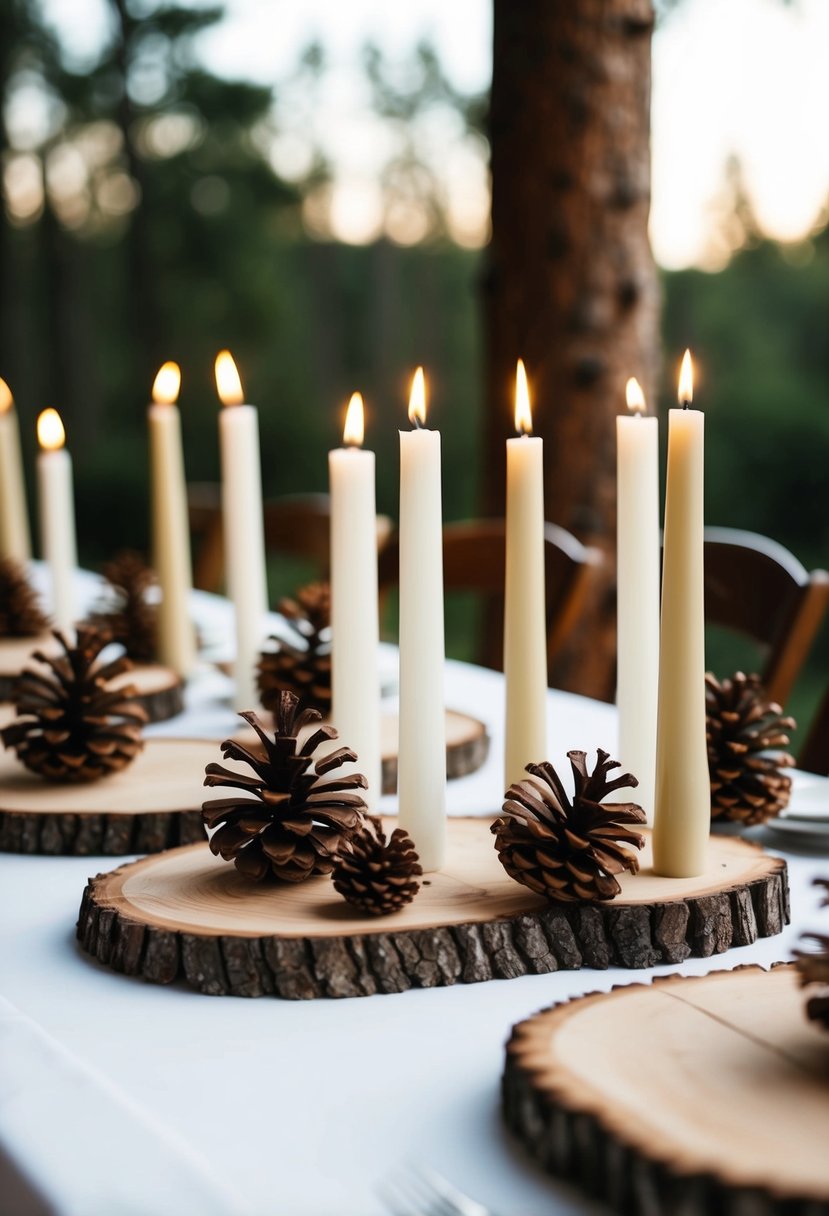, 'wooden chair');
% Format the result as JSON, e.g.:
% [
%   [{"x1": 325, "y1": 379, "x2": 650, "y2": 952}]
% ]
[
  {"x1": 703, "y1": 527, "x2": 829, "y2": 707},
  {"x1": 377, "y1": 518, "x2": 603, "y2": 683},
  {"x1": 188, "y1": 486, "x2": 393, "y2": 597}
]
